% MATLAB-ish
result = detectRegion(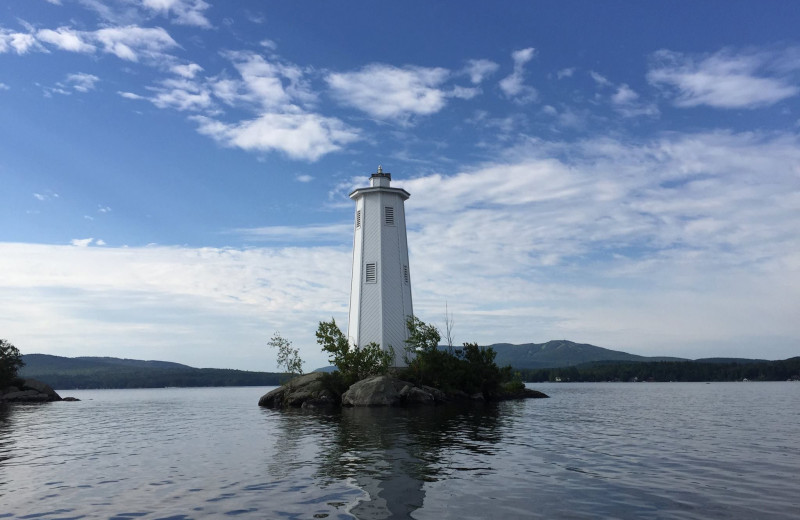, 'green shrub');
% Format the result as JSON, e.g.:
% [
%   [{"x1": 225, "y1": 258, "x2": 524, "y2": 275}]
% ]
[
  {"x1": 400, "y1": 317, "x2": 516, "y2": 397},
  {"x1": 1, "y1": 339, "x2": 24, "y2": 388},
  {"x1": 316, "y1": 318, "x2": 394, "y2": 386}
]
